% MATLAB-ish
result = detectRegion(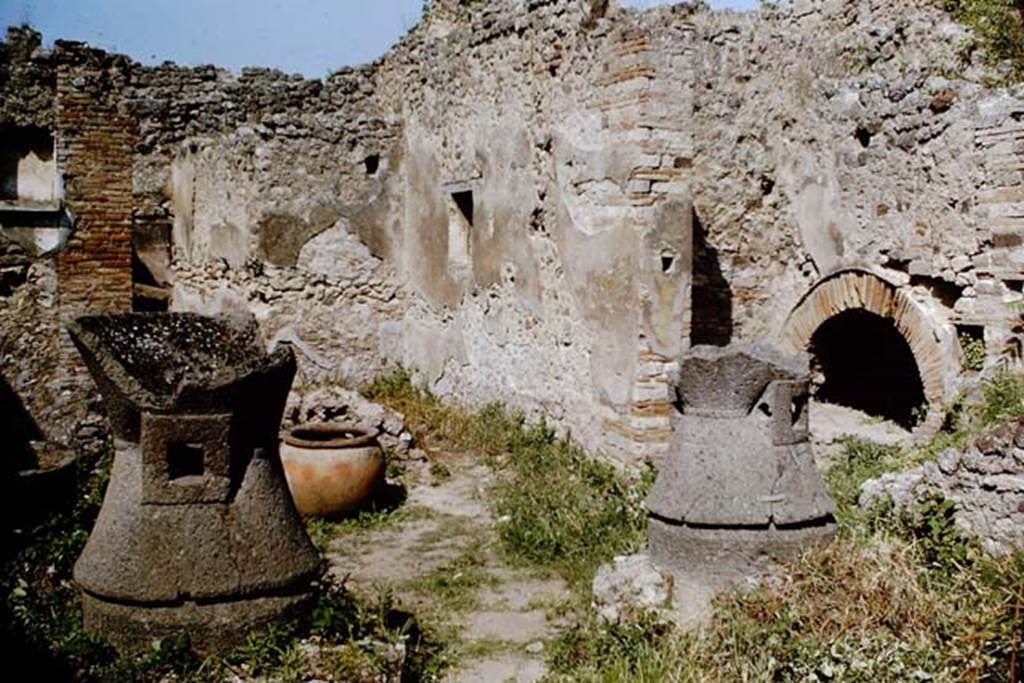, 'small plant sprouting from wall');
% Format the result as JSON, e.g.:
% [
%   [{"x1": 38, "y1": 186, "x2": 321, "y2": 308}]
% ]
[
  {"x1": 958, "y1": 326, "x2": 987, "y2": 371},
  {"x1": 943, "y1": 0, "x2": 1024, "y2": 81}
]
